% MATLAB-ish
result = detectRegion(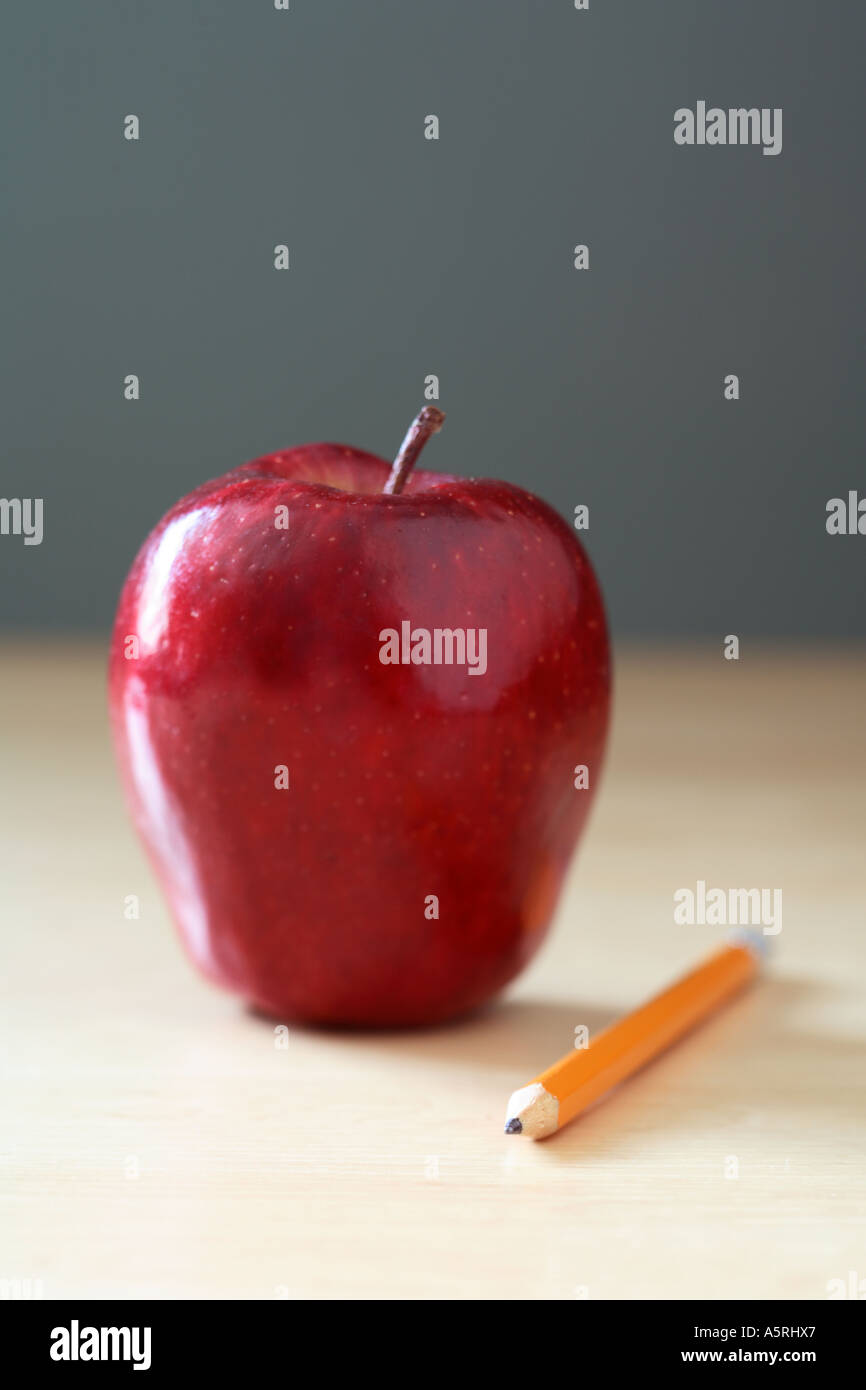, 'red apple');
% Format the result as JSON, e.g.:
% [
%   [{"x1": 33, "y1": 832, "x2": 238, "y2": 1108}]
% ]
[{"x1": 109, "y1": 408, "x2": 611, "y2": 1026}]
